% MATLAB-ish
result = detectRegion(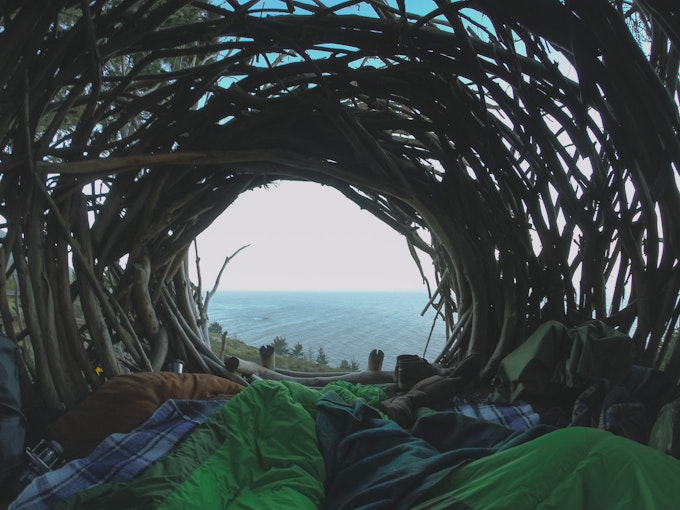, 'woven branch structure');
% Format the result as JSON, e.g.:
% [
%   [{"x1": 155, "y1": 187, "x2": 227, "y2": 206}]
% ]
[{"x1": 0, "y1": 0, "x2": 679, "y2": 408}]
